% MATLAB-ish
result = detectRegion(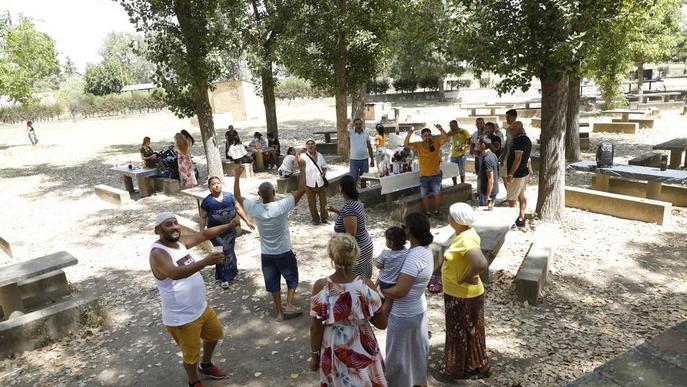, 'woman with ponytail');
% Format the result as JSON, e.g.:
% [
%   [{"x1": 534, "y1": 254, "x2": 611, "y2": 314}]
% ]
[
  {"x1": 382, "y1": 212, "x2": 434, "y2": 387},
  {"x1": 309, "y1": 233, "x2": 388, "y2": 386}
]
